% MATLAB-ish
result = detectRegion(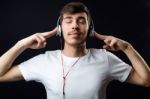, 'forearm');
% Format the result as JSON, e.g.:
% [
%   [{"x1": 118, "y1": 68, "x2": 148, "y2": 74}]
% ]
[
  {"x1": 123, "y1": 44, "x2": 150, "y2": 82},
  {"x1": 0, "y1": 41, "x2": 26, "y2": 76}
]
